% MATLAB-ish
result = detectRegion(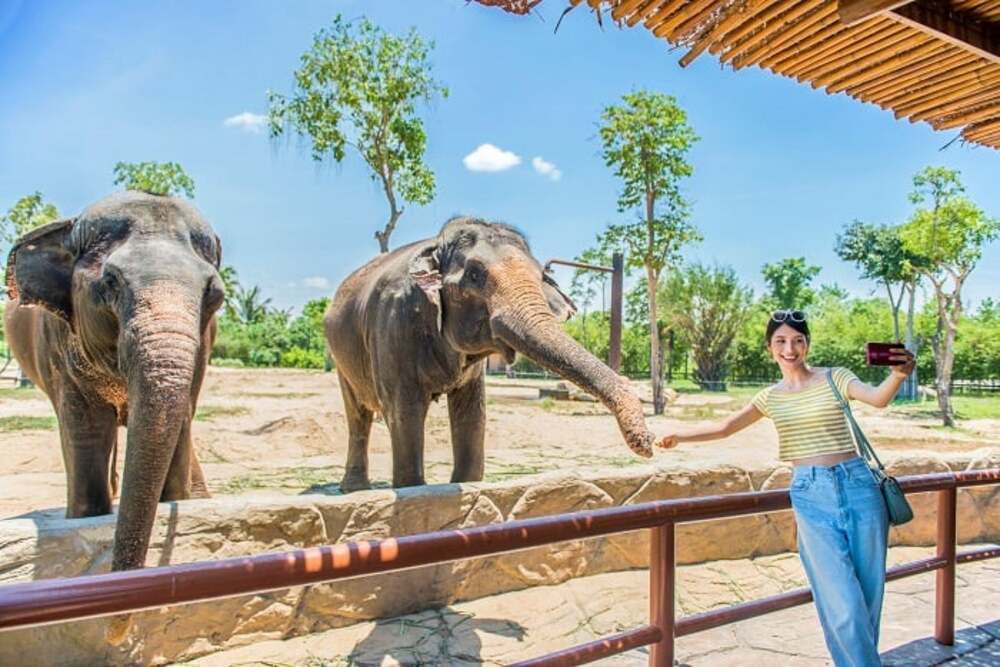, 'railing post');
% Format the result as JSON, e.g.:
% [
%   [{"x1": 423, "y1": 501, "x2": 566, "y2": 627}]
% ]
[
  {"x1": 934, "y1": 486, "x2": 957, "y2": 645},
  {"x1": 649, "y1": 523, "x2": 675, "y2": 666}
]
